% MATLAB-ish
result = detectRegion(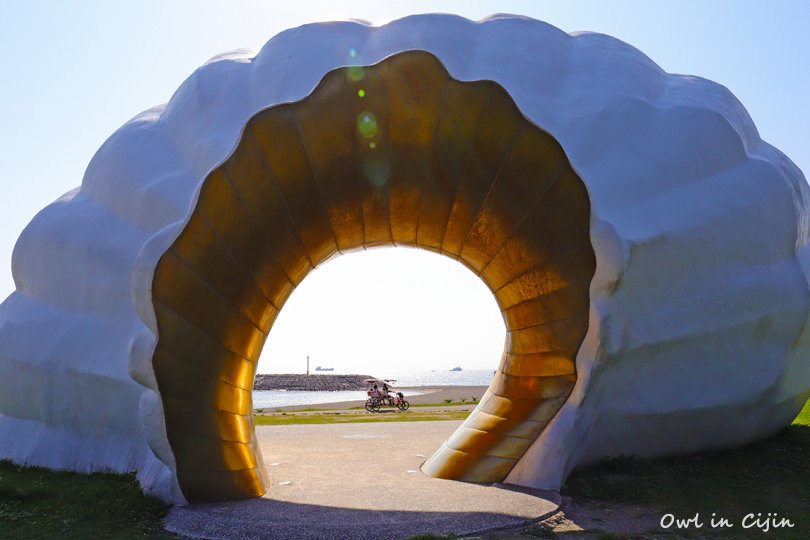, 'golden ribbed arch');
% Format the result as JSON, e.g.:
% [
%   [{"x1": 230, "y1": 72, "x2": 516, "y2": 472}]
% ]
[{"x1": 151, "y1": 51, "x2": 595, "y2": 503}]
